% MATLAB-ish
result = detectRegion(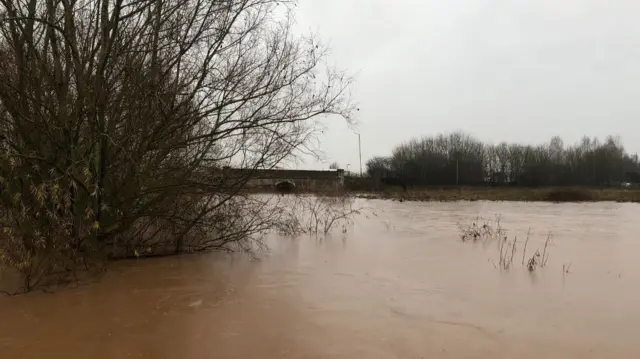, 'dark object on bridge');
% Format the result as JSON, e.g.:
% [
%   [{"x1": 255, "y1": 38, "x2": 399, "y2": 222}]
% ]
[{"x1": 275, "y1": 180, "x2": 296, "y2": 193}]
